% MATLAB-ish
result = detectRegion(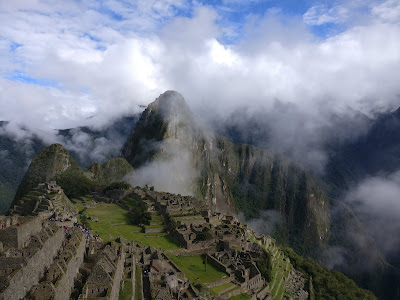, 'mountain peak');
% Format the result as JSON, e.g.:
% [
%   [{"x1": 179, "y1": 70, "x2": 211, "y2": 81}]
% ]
[
  {"x1": 121, "y1": 91, "x2": 197, "y2": 168},
  {"x1": 147, "y1": 90, "x2": 192, "y2": 122}
]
